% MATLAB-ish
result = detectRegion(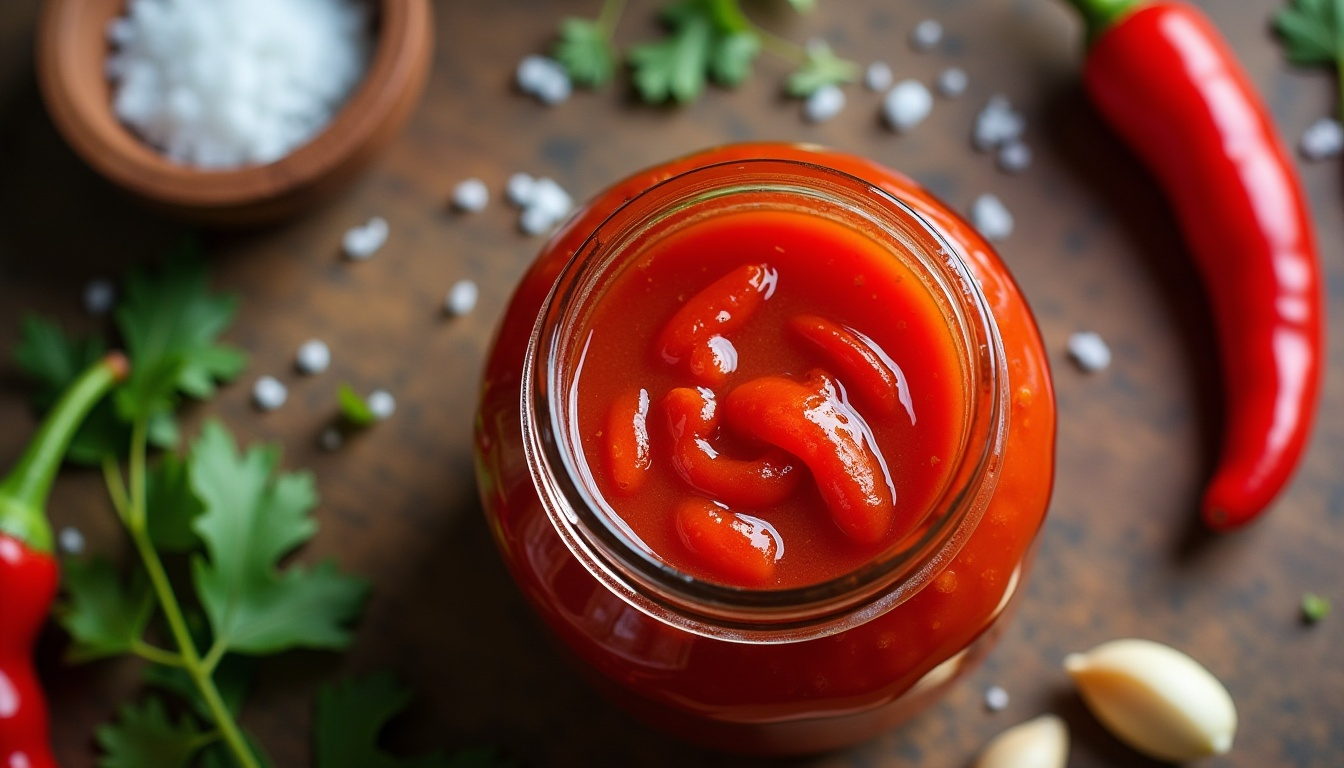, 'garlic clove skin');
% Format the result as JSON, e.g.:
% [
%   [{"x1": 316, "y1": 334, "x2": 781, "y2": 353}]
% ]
[
  {"x1": 974, "y1": 714, "x2": 1069, "y2": 768},
  {"x1": 1064, "y1": 638, "x2": 1237, "y2": 762}
]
